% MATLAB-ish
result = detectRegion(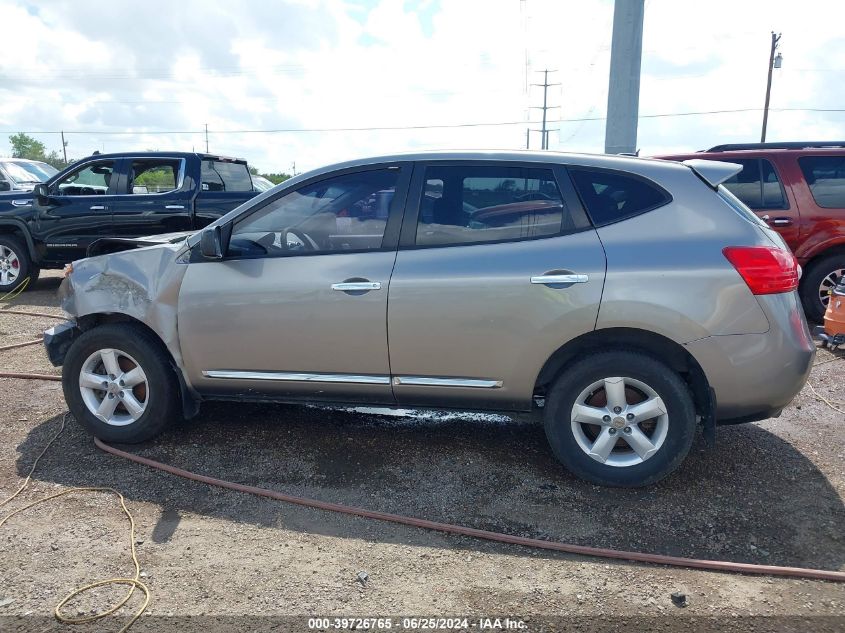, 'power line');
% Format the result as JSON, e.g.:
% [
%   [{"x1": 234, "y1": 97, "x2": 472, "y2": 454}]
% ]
[{"x1": 2, "y1": 107, "x2": 843, "y2": 137}]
